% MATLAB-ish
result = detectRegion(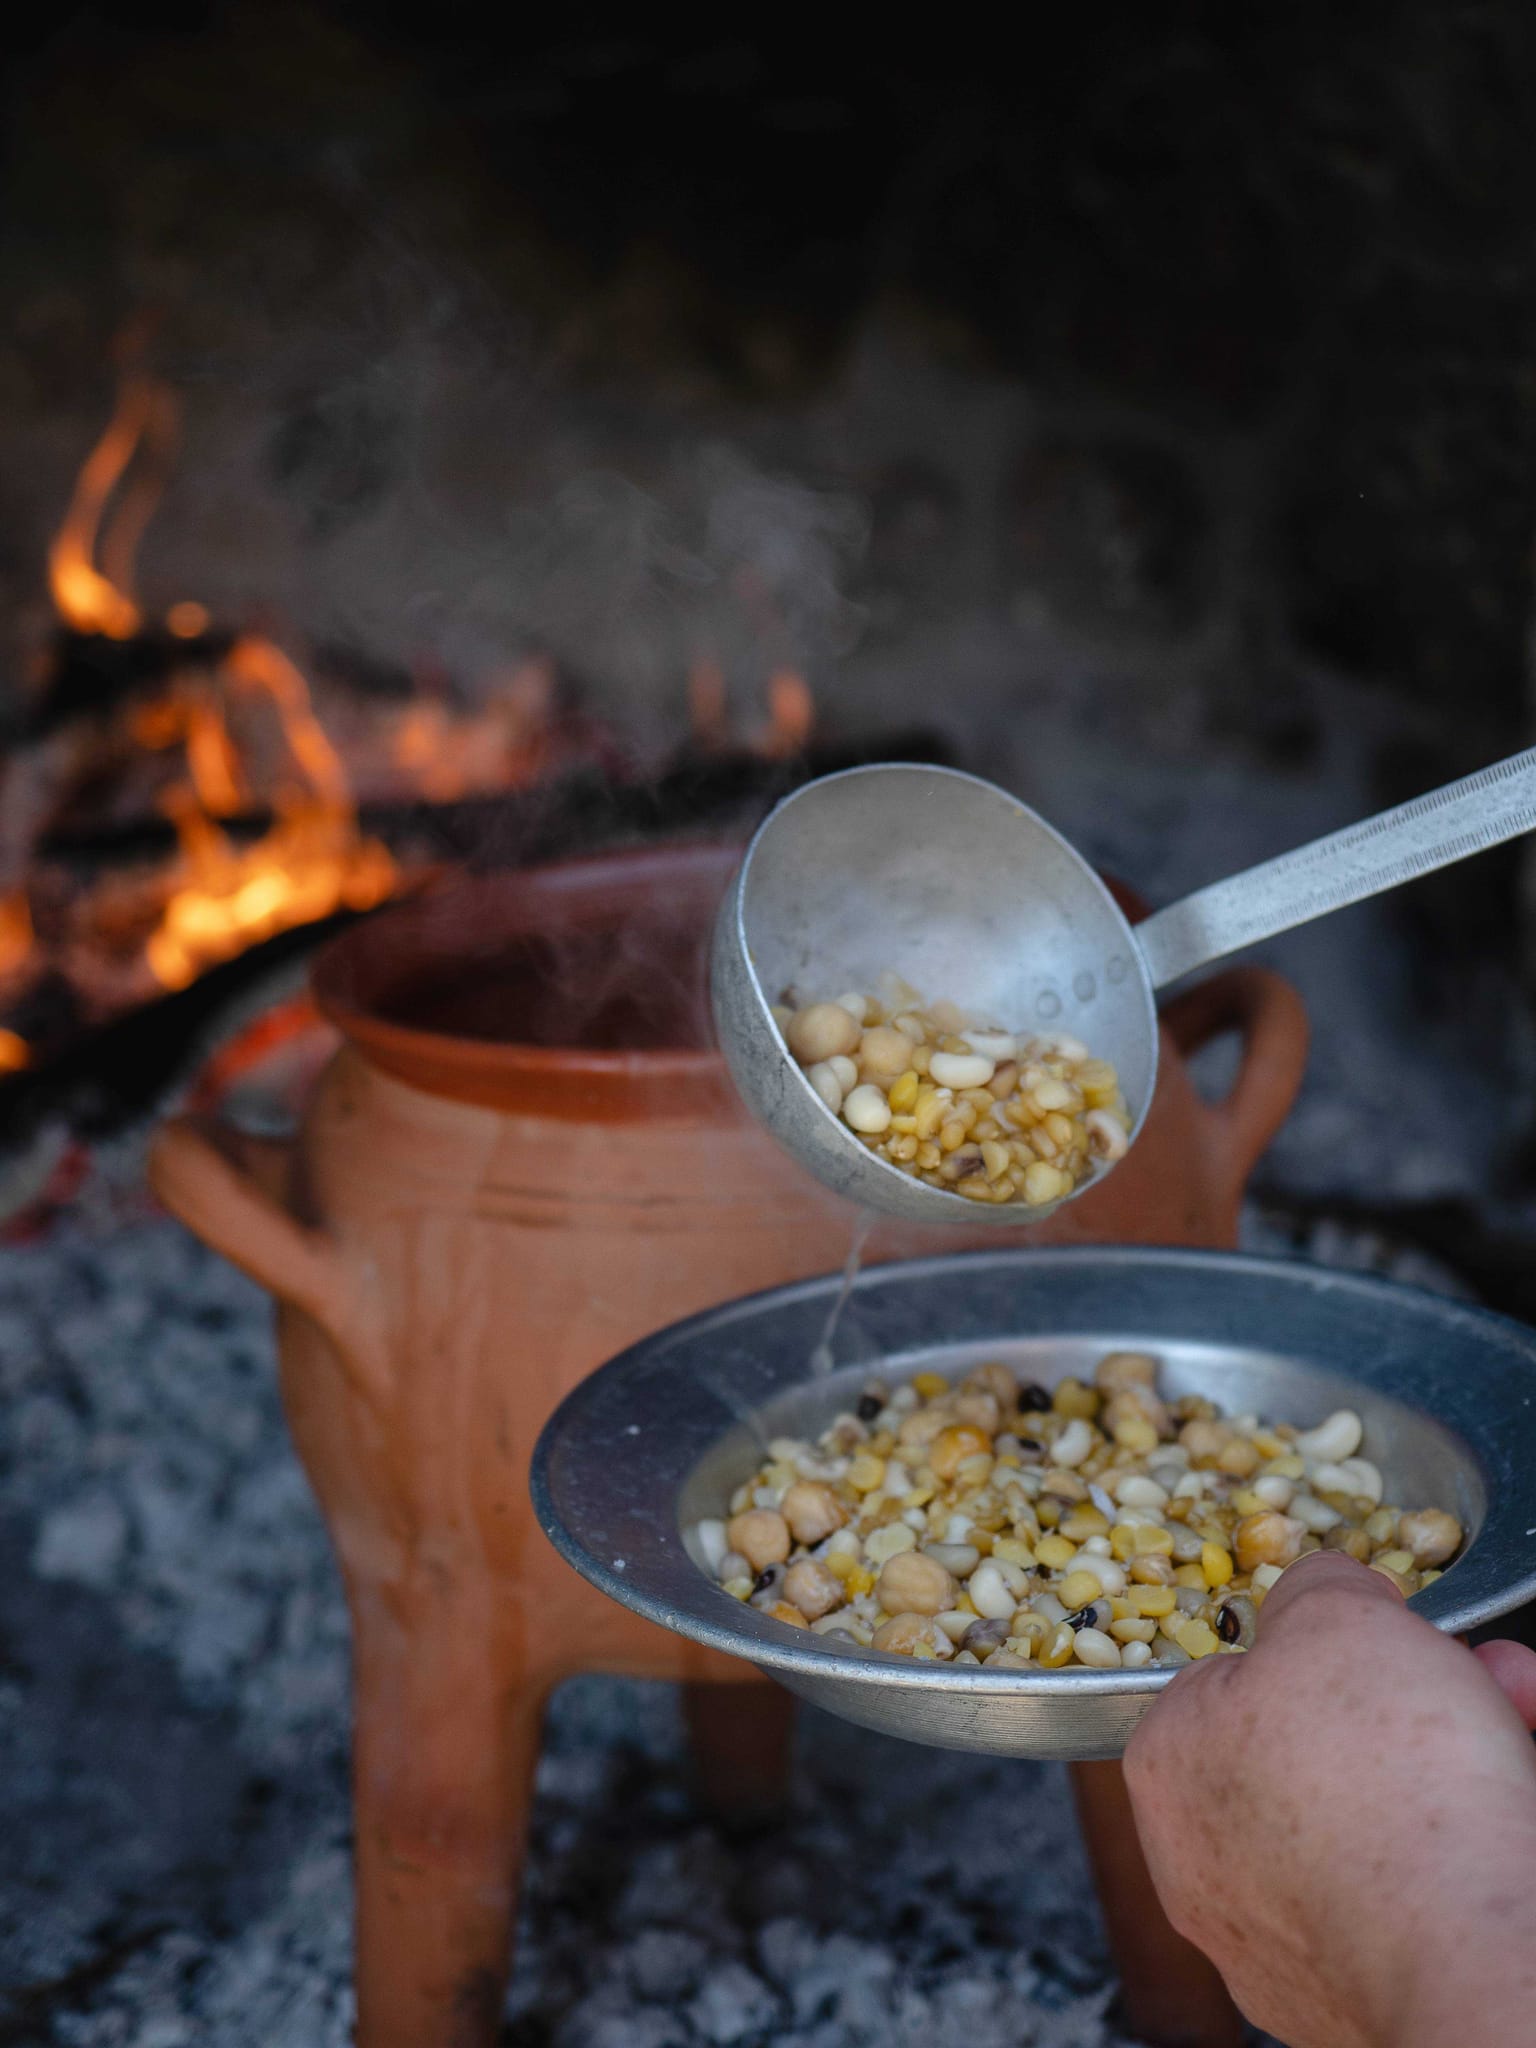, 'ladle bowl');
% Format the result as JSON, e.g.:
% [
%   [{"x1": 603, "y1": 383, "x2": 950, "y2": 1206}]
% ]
[
  {"x1": 711, "y1": 756, "x2": 1536, "y2": 1224},
  {"x1": 532, "y1": 1247, "x2": 1536, "y2": 1761}
]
